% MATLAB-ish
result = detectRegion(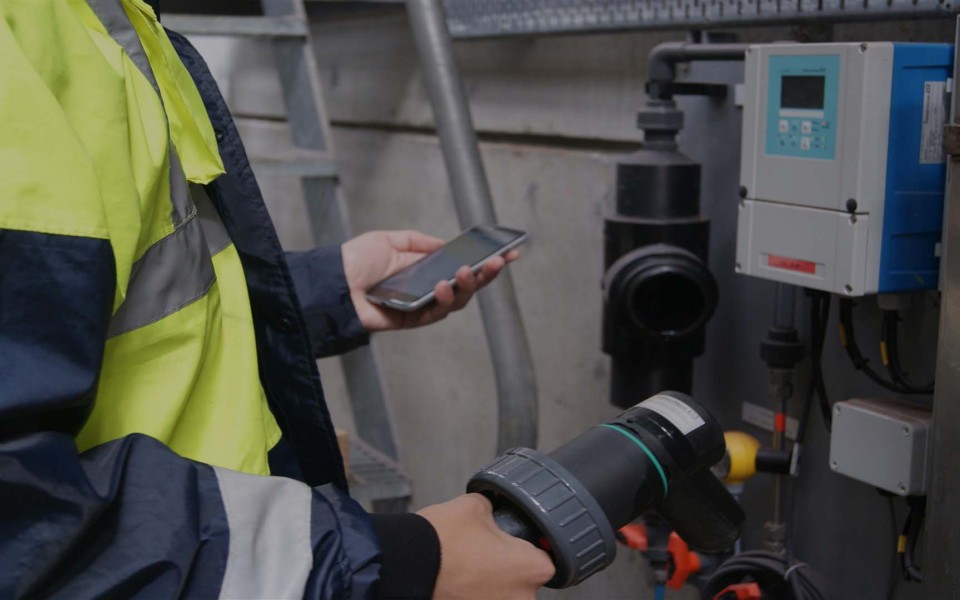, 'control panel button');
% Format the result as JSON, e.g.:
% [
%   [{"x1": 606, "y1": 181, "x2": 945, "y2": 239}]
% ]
[
  {"x1": 801, "y1": 136, "x2": 811, "y2": 151},
  {"x1": 779, "y1": 120, "x2": 789, "y2": 133},
  {"x1": 802, "y1": 121, "x2": 812, "y2": 134}
]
